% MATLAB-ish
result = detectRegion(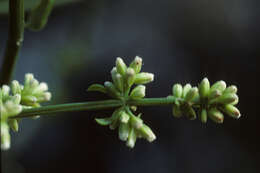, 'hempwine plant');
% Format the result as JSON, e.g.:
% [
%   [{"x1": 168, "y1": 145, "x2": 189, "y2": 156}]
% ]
[{"x1": 0, "y1": 0, "x2": 241, "y2": 150}]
